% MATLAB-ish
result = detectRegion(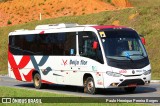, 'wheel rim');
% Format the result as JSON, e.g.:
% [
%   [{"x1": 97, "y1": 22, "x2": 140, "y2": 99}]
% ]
[
  {"x1": 87, "y1": 80, "x2": 94, "y2": 92},
  {"x1": 35, "y1": 76, "x2": 40, "y2": 87}
]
